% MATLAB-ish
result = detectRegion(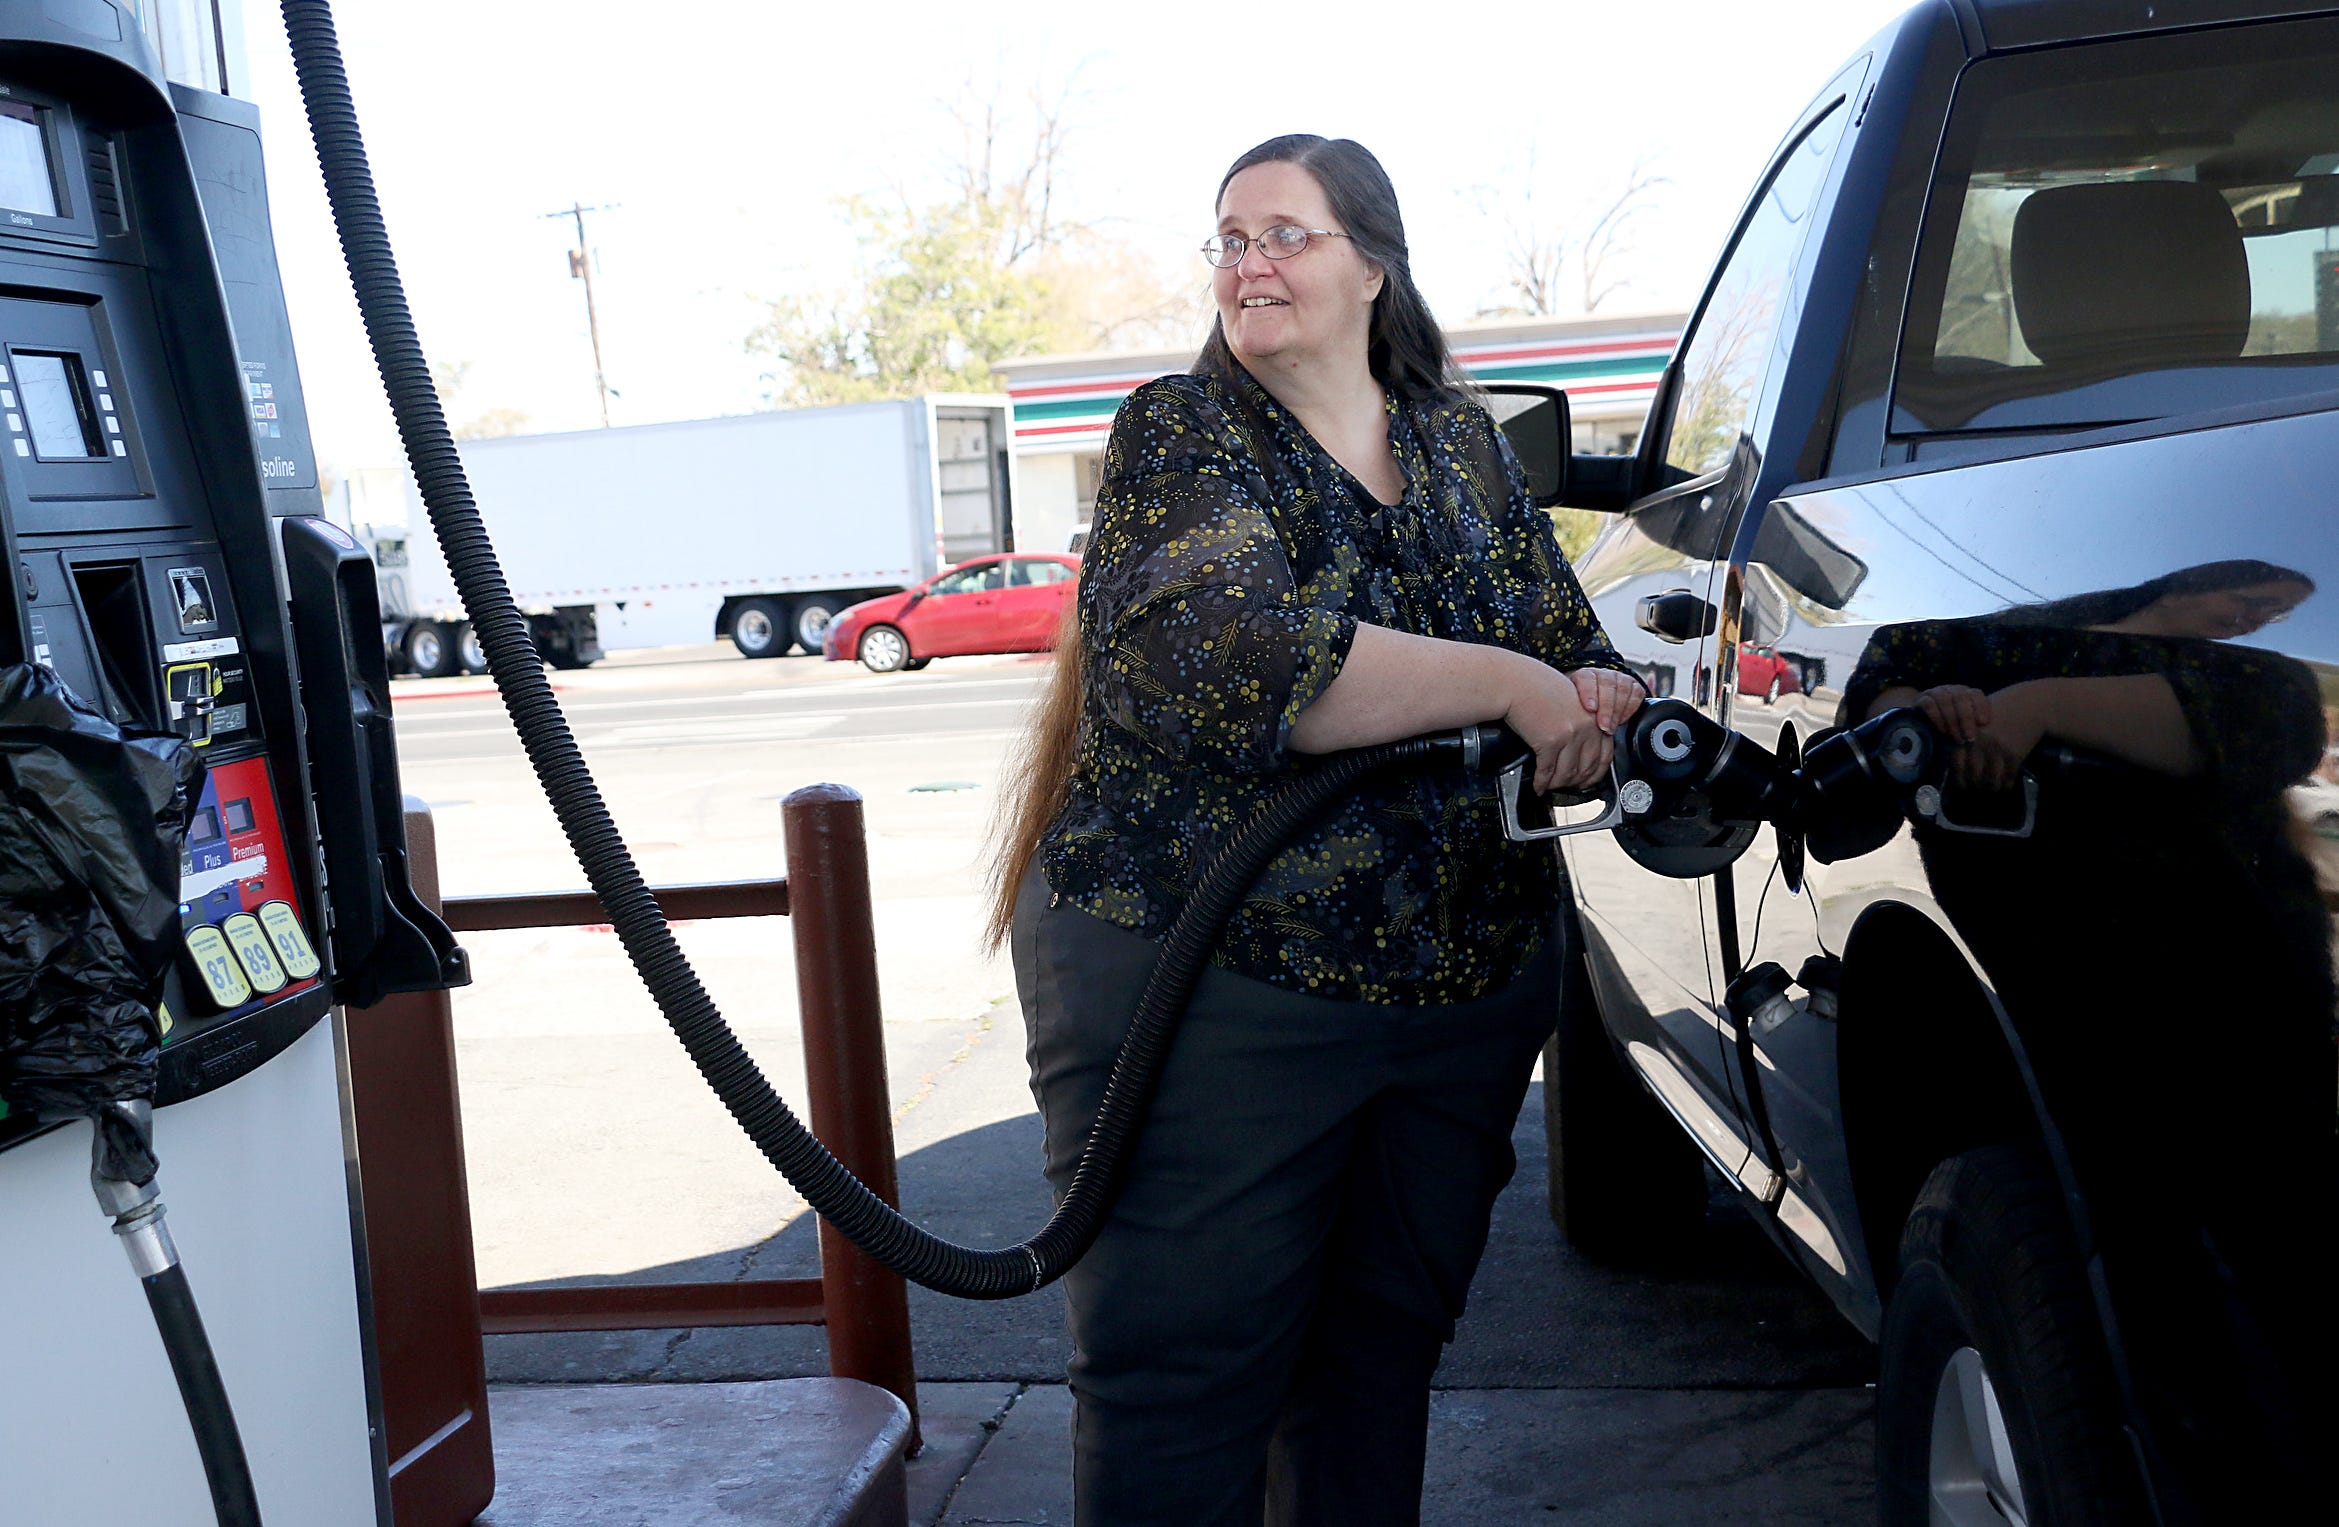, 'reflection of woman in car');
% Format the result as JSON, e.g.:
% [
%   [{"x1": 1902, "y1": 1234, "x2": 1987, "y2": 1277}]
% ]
[
  {"x1": 1841, "y1": 559, "x2": 2331, "y2": 1513},
  {"x1": 1850, "y1": 559, "x2": 2315, "y2": 791},
  {"x1": 984, "y1": 134, "x2": 1643, "y2": 1526}
]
